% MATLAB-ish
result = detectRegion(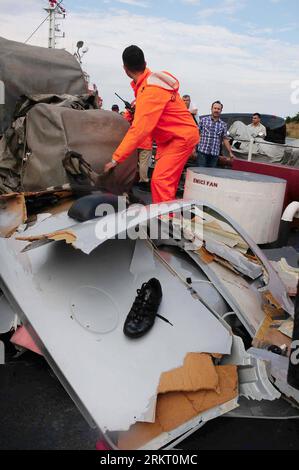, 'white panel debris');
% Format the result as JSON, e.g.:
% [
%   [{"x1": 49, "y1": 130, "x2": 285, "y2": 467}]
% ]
[{"x1": 223, "y1": 336, "x2": 281, "y2": 401}]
